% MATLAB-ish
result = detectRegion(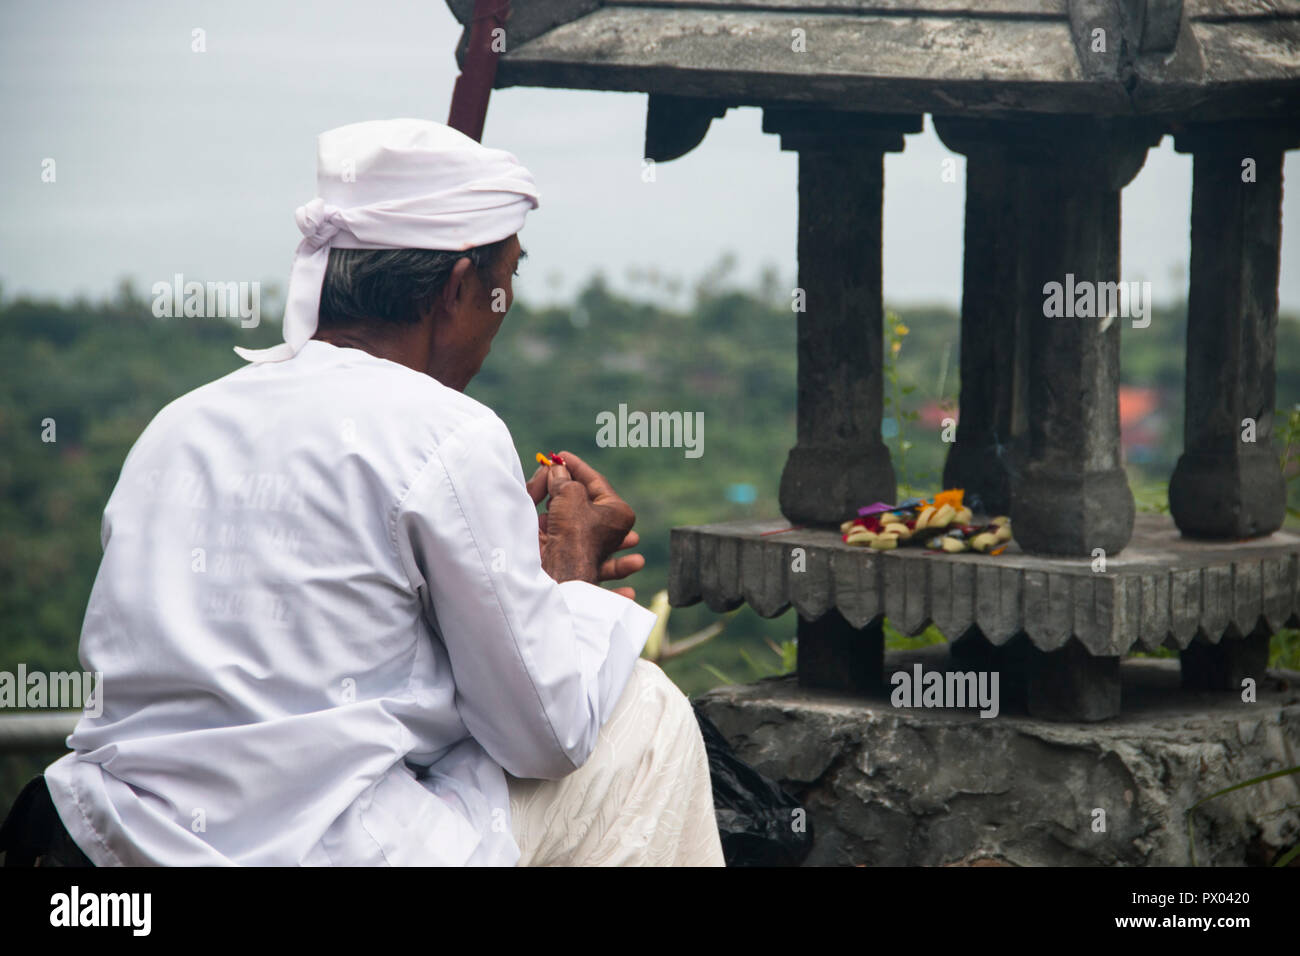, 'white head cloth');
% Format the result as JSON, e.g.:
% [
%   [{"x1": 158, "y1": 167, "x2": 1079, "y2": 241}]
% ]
[{"x1": 234, "y1": 118, "x2": 540, "y2": 364}]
